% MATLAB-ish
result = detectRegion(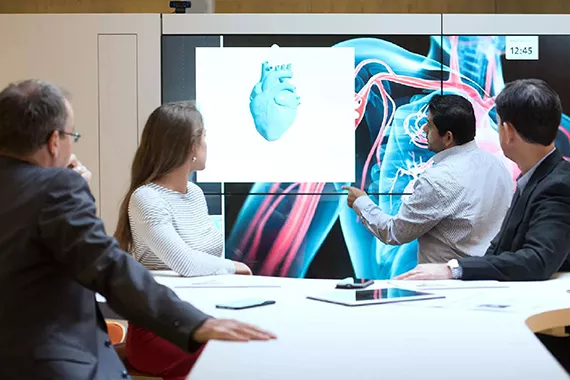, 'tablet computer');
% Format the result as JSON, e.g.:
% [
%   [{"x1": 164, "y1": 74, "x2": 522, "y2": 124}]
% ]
[{"x1": 307, "y1": 287, "x2": 444, "y2": 306}]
